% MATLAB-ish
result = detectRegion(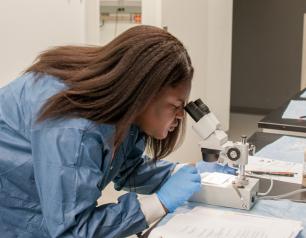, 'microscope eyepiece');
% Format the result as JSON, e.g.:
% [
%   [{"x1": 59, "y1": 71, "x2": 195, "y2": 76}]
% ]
[
  {"x1": 185, "y1": 99, "x2": 210, "y2": 122},
  {"x1": 184, "y1": 102, "x2": 205, "y2": 122},
  {"x1": 194, "y1": 99, "x2": 210, "y2": 114}
]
